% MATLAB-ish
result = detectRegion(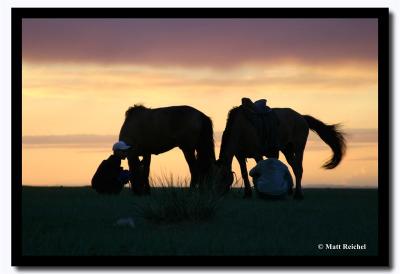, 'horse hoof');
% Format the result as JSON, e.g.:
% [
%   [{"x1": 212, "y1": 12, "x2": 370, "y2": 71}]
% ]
[
  {"x1": 132, "y1": 188, "x2": 144, "y2": 196},
  {"x1": 243, "y1": 191, "x2": 252, "y2": 199},
  {"x1": 288, "y1": 188, "x2": 294, "y2": 195},
  {"x1": 144, "y1": 190, "x2": 151, "y2": 196},
  {"x1": 293, "y1": 192, "x2": 304, "y2": 200}
]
